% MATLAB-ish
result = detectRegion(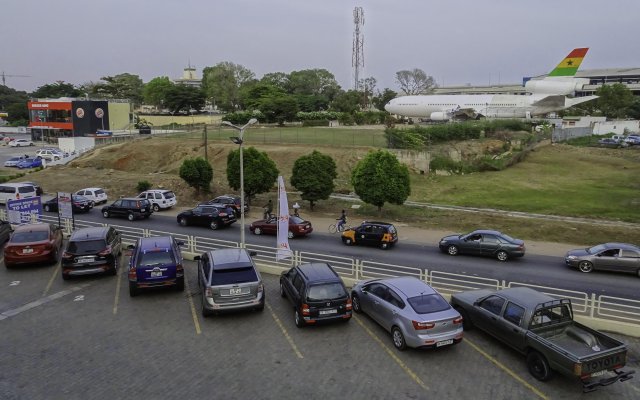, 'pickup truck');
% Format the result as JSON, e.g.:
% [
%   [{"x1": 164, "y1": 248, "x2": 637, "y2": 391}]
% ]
[{"x1": 451, "y1": 287, "x2": 635, "y2": 392}]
